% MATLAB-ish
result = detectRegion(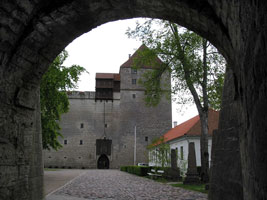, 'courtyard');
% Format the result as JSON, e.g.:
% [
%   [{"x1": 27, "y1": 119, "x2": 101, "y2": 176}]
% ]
[{"x1": 45, "y1": 169, "x2": 207, "y2": 200}]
